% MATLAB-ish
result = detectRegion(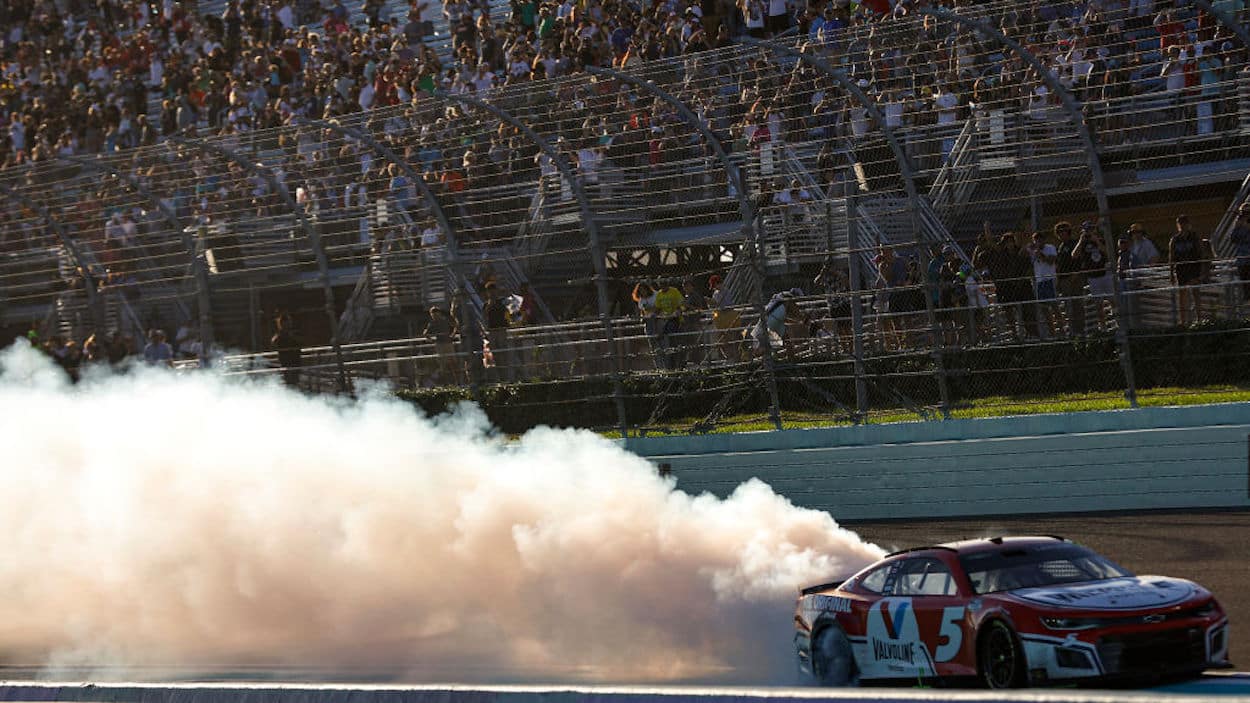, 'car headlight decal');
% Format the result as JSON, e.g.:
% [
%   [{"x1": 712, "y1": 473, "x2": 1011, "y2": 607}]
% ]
[{"x1": 1041, "y1": 616, "x2": 1102, "y2": 630}]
